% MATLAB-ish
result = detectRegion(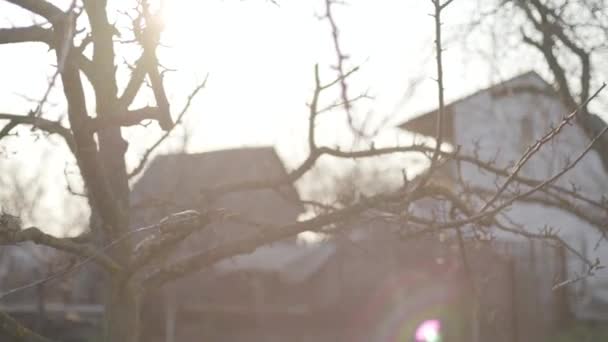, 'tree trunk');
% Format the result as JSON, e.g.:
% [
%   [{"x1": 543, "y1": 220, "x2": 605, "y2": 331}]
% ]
[{"x1": 104, "y1": 278, "x2": 141, "y2": 342}]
